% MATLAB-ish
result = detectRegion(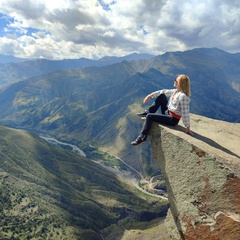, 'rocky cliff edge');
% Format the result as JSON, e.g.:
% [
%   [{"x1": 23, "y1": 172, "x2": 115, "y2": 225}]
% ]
[{"x1": 148, "y1": 114, "x2": 240, "y2": 240}]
